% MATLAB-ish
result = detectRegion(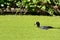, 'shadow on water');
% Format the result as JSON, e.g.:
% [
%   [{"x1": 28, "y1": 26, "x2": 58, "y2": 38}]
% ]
[{"x1": 52, "y1": 27, "x2": 60, "y2": 29}]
